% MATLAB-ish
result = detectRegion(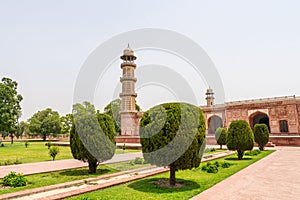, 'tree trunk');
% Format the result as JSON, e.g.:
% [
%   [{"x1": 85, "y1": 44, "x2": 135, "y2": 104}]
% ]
[
  {"x1": 88, "y1": 159, "x2": 98, "y2": 174},
  {"x1": 169, "y1": 166, "x2": 176, "y2": 186},
  {"x1": 259, "y1": 145, "x2": 264, "y2": 151},
  {"x1": 220, "y1": 144, "x2": 222, "y2": 149},
  {"x1": 42, "y1": 133, "x2": 46, "y2": 141},
  {"x1": 10, "y1": 133, "x2": 14, "y2": 144},
  {"x1": 237, "y1": 150, "x2": 244, "y2": 160}
]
